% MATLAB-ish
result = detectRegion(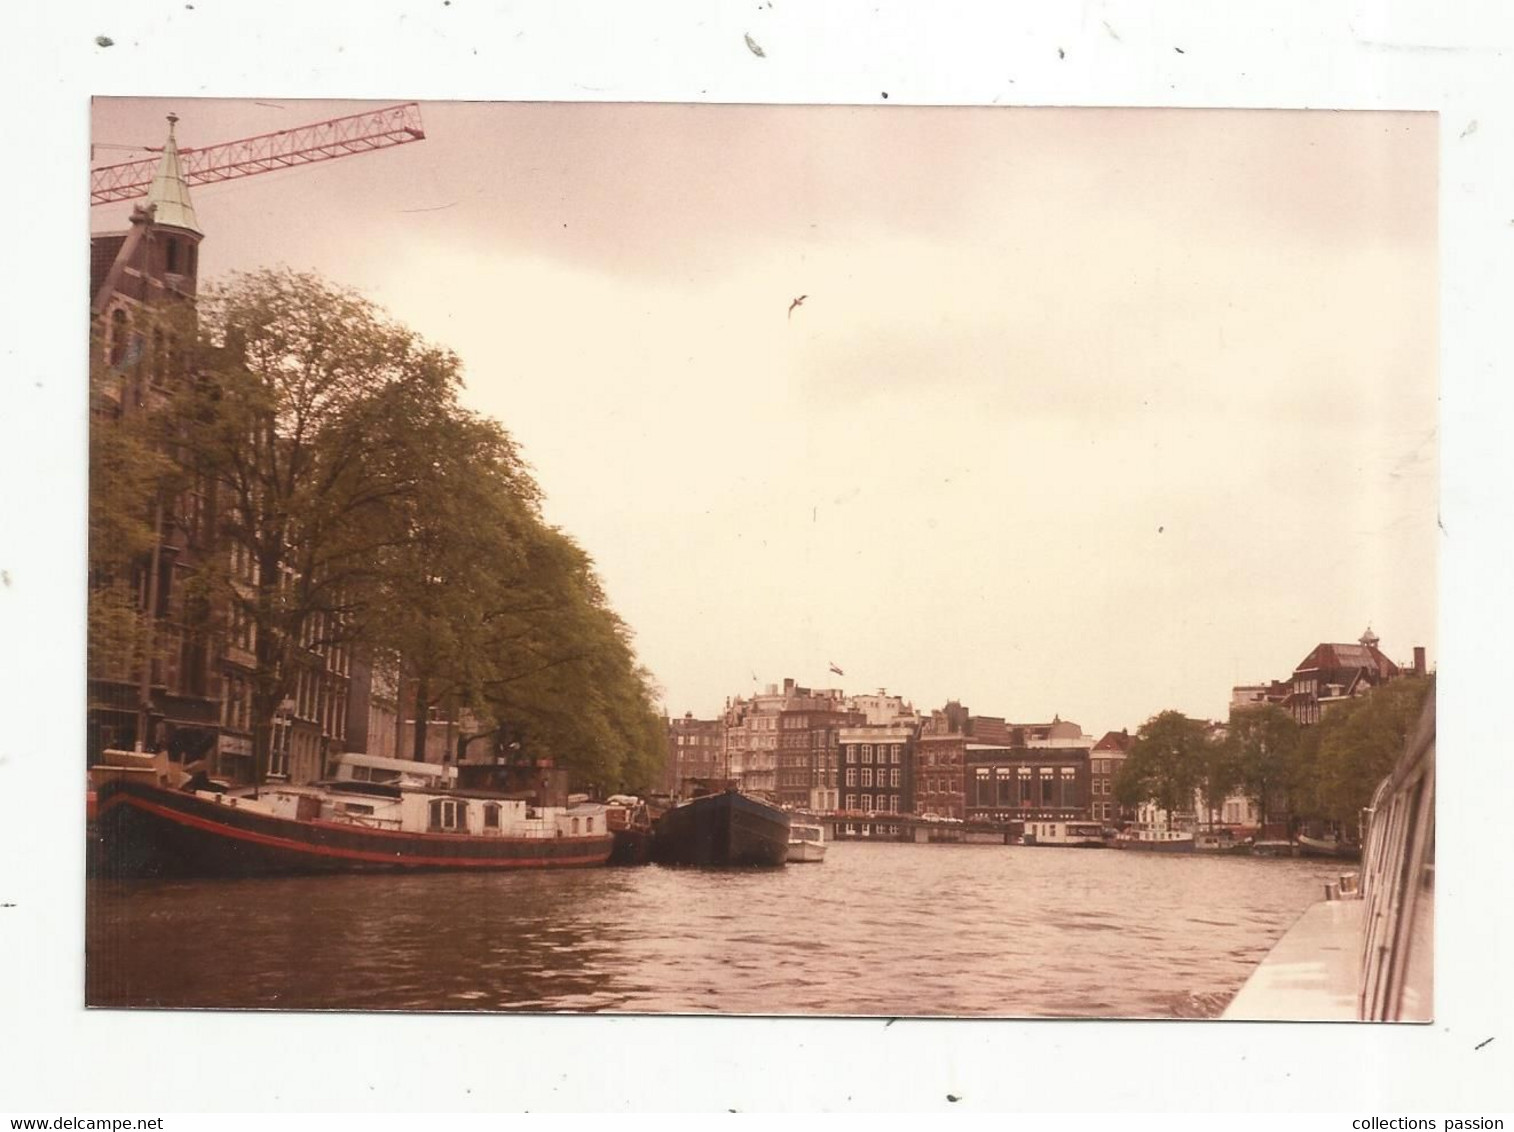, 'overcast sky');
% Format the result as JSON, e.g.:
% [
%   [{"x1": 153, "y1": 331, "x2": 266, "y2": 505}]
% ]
[{"x1": 92, "y1": 99, "x2": 1438, "y2": 734}]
